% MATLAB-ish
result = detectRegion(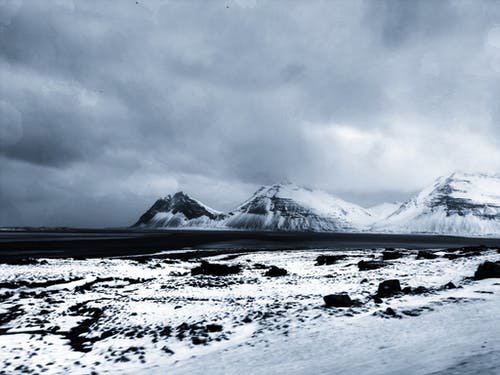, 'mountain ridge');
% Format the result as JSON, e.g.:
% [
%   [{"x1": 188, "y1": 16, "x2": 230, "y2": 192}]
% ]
[
  {"x1": 373, "y1": 172, "x2": 500, "y2": 236},
  {"x1": 134, "y1": 172, "x2": 500, "y2": 236}
]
